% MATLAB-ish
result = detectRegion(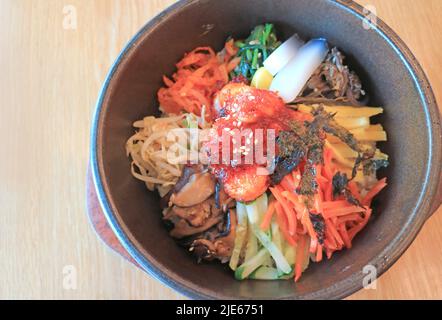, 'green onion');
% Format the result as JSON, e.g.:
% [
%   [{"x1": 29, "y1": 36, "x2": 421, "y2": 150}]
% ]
[{"x1": 231, "y1": 23, "x2": 281, "y2": 81}]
